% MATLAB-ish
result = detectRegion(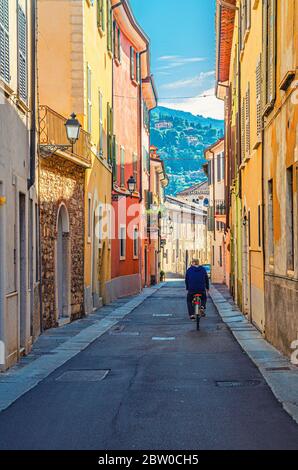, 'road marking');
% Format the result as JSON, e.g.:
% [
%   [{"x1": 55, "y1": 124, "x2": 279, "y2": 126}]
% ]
[
  {"x1": 153, "y1": 314, "x2": 173, "y2": 317},
  {"x1": 152, "y1": 337, "x2": 176, "y2": 341}
]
